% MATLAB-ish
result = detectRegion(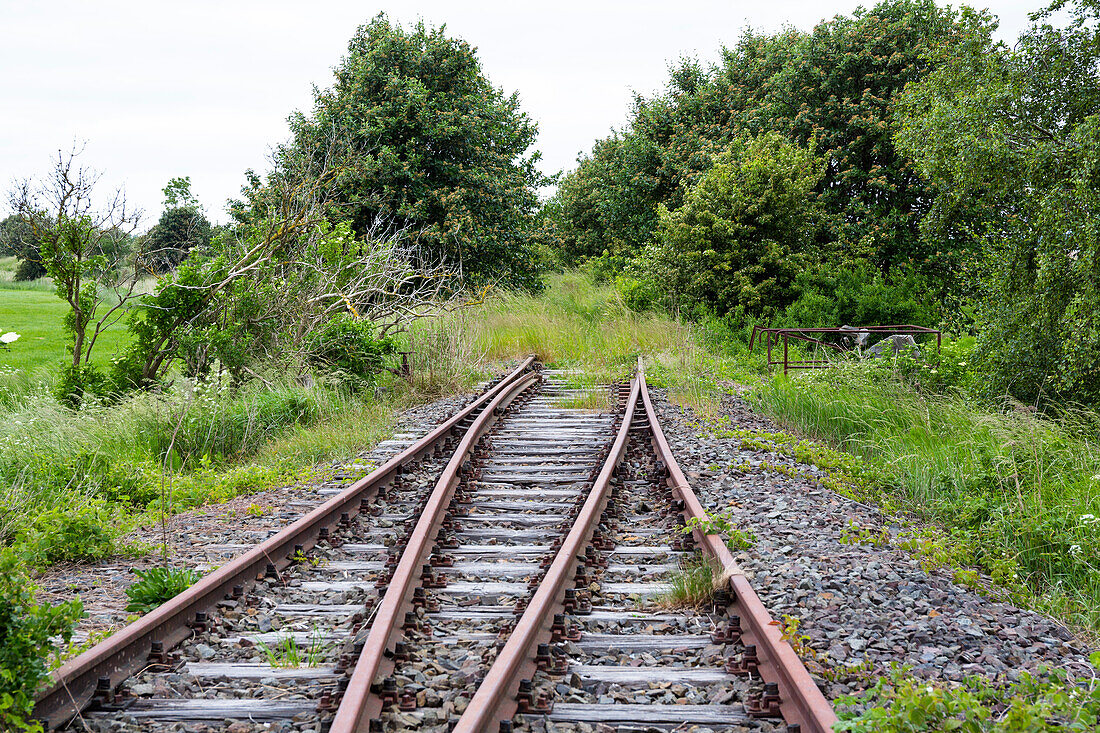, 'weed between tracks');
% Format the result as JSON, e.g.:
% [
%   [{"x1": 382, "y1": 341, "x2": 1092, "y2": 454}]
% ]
[
  {"x1": 657, "y1": 555, "x2": 721, "y2": 609},
  {"x1": 256, "y1": 627, "x2": 331, "y2": 668}
]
